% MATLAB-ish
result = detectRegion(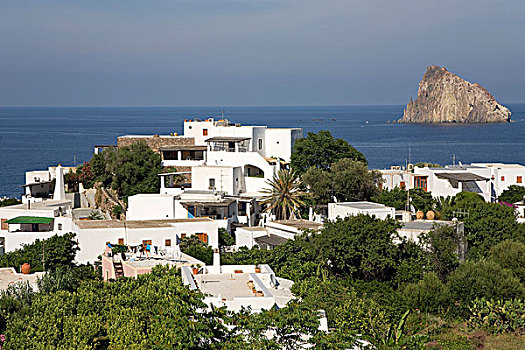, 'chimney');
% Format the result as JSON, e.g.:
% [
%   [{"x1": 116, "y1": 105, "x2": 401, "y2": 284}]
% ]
[
  {"x1": 53, "y1": 164, "x2": 66, "y2": 201},
  {"x1": 209, "y1": 248, "x2": 221, "y2": 274}
]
